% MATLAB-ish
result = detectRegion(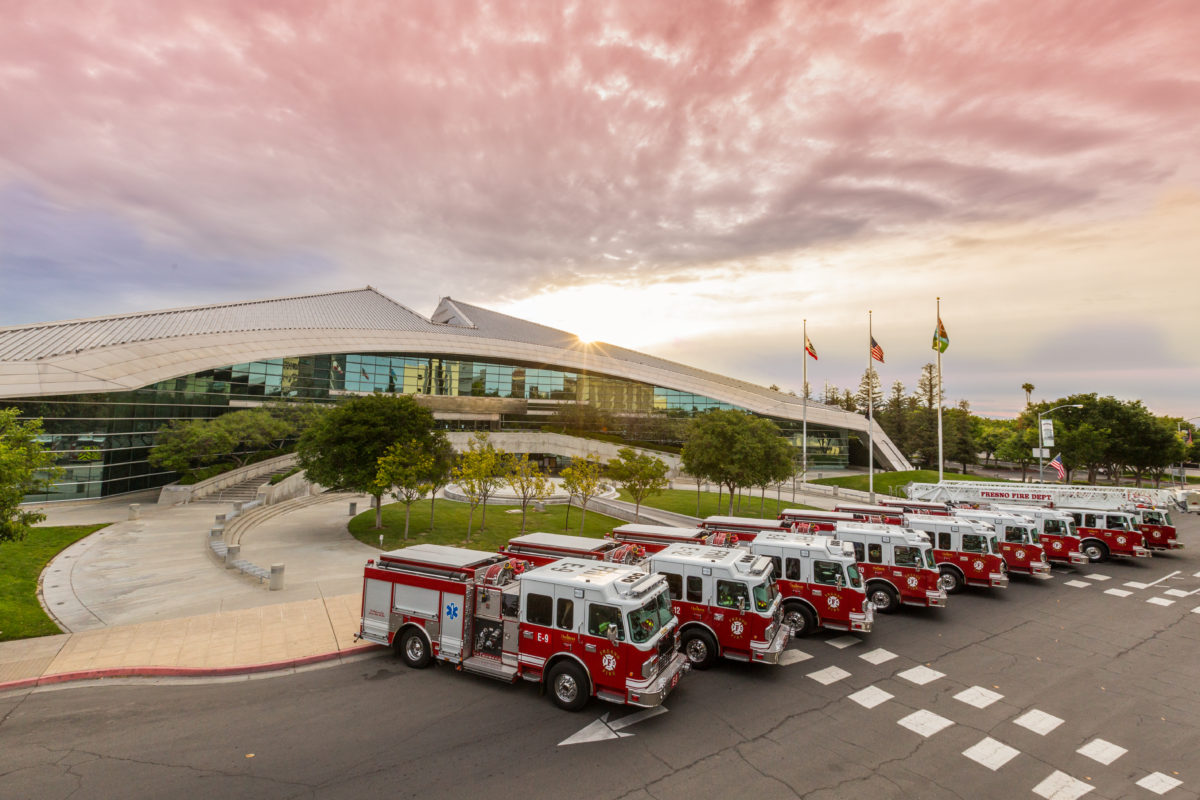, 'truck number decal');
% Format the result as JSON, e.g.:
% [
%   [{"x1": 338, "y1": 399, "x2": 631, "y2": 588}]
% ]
[{"x1": 536, "y1": 631, "x2": 550, "y2": 644}]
